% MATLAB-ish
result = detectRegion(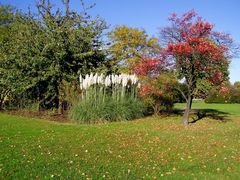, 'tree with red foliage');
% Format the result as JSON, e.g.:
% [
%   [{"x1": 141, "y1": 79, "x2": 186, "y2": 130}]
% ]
[
  {"x1": 161, "y1": 10, "x2": 234, "y2": 125},
  {"x1": 133, "y1": 57, "x2": 176, "y2": 115},
  {"x1": 132, "y1": 57, "x2": 167, "y2": 76}
]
